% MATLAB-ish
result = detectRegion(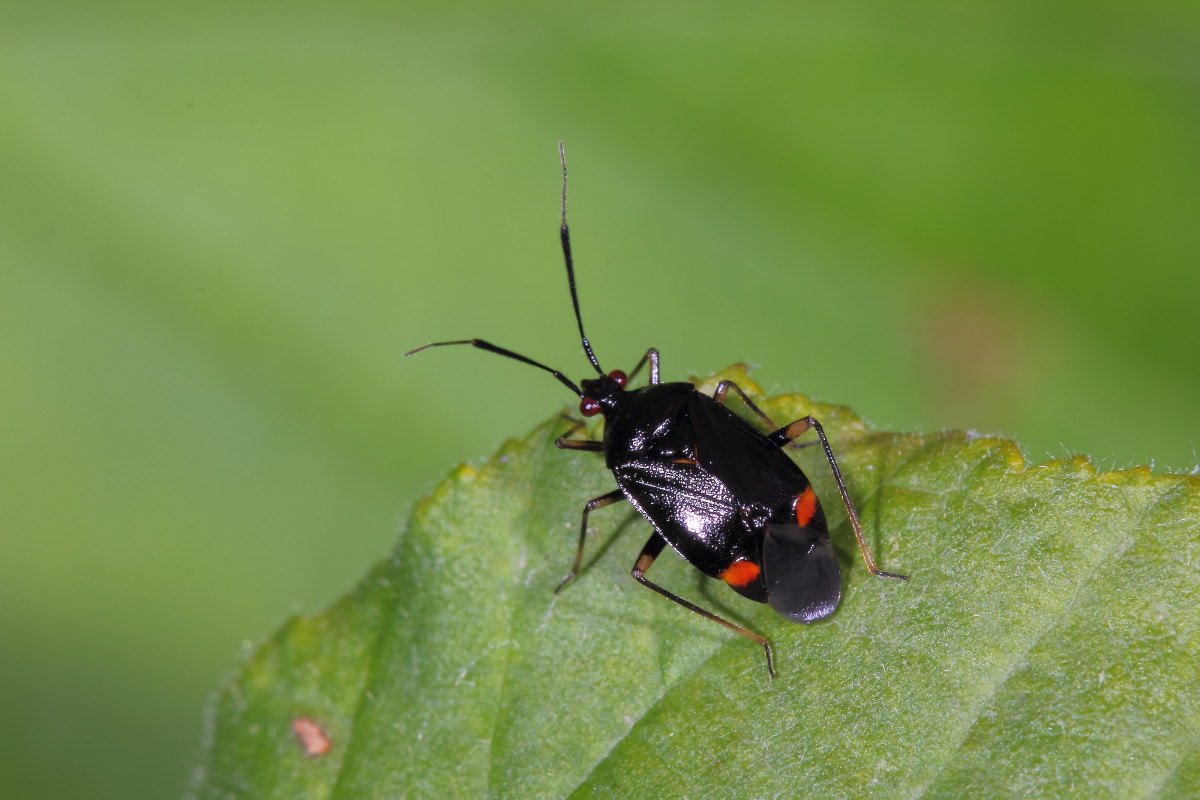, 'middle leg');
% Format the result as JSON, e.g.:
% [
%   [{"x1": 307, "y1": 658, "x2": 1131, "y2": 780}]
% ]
[{"x1": 713, "y1": 379, "x2": 812, "y2": 449}]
